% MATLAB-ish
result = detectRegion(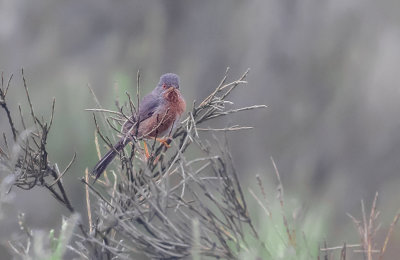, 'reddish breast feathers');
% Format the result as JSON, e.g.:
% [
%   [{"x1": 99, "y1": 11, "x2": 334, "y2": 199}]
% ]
[
  {"x1": 139, "y1": 89, "x2": 185, "y2": 138},
  {"x1": 165, "y1": 89, "x2": 186, "y2": 116}
]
